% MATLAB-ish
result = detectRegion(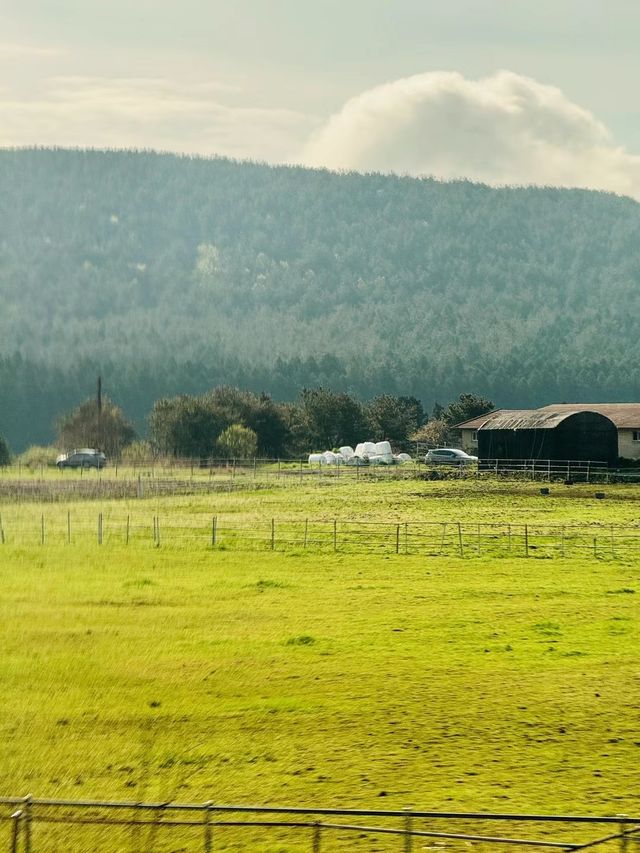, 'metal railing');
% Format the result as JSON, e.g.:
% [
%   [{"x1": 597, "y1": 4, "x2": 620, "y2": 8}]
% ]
[{"x1": 1, "y1": 797, "x2": 638, "y2": 852}]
